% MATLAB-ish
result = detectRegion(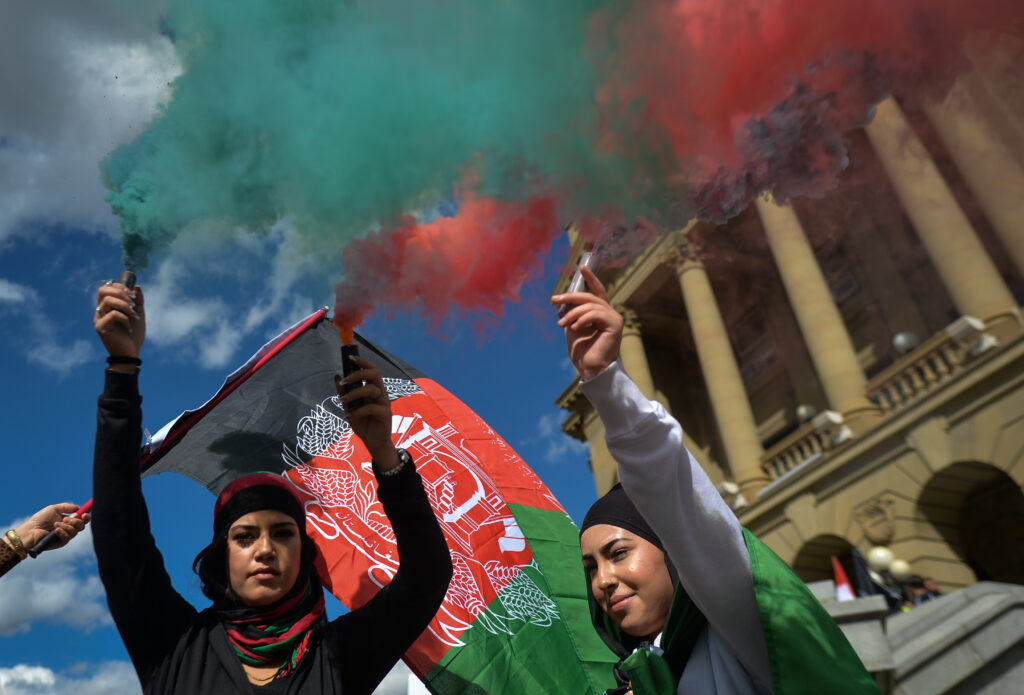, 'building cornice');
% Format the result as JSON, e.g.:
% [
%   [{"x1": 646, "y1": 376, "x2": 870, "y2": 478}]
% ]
[{"x1": 606, "y1": 221, "x2": 702, "y2": 306}]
